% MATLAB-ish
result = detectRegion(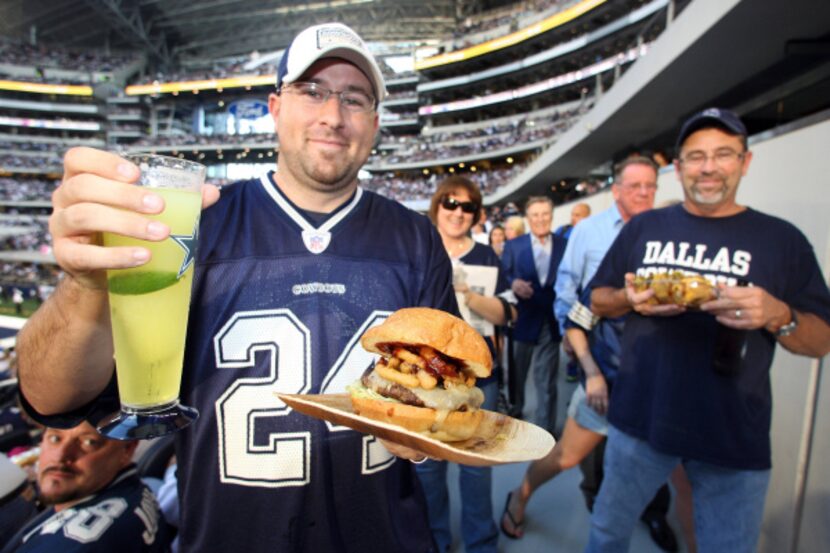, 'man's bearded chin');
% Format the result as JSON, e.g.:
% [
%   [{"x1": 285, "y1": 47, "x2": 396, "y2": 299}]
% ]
[
  {"x1": 39, "y1": 479, "x2": 83, "y2": 506},
  {"x1": 39, "y1": 467, "x2": 82, "y2": 506},
  {"x1": 306, "y1": 160, "x2": 360, "y2": 190},
  {"x1": 691, "y1": 181, "x2": 728, "y2": 204}
]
